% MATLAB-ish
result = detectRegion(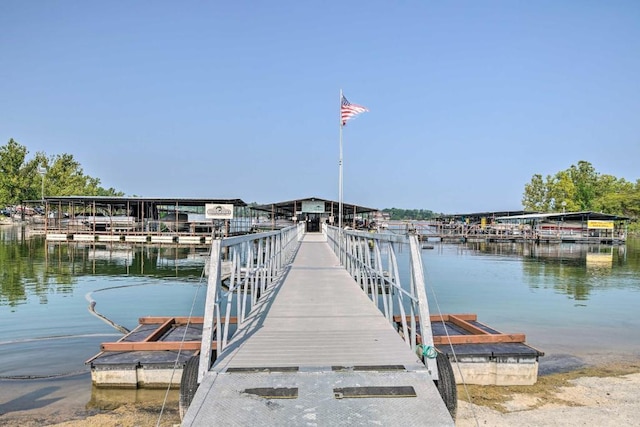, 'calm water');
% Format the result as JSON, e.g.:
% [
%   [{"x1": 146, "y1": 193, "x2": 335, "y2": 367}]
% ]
[
  {"x1": 420, "y1": 240, "x2": 640, "y2": 362},
  {"x1": 1, "y1": 226, "x2": 640, "y2": 382}
]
